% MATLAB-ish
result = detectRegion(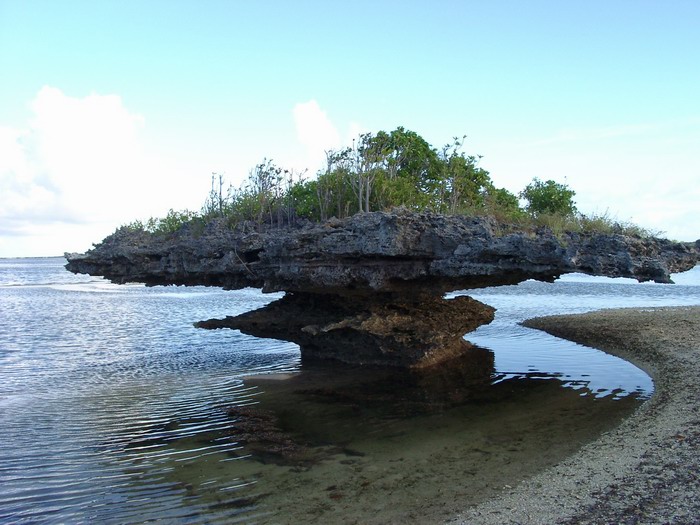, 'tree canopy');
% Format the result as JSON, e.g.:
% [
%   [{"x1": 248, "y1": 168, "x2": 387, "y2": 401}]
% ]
[
  {"x1": 519, "y1": 178, "x2": 577, "y2": 217},
  {"x1": 289, "y1": 128, "x2": 520, "y2": 222}
]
